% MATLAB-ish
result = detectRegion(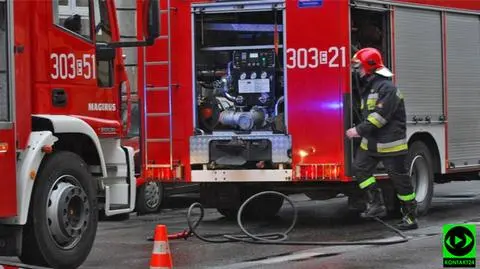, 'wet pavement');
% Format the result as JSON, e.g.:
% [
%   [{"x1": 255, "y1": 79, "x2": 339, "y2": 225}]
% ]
[{"x1": 3, "y1": 181, "x2": 480, "y2": 269}]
